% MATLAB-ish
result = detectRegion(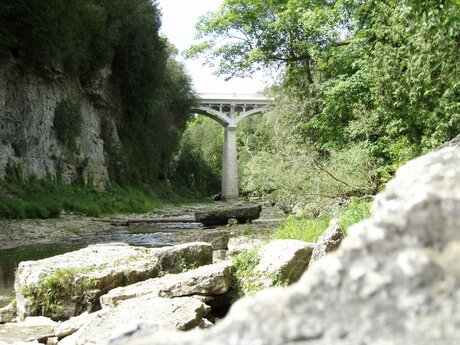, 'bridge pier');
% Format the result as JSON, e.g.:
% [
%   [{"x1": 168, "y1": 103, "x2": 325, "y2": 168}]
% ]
[
  {"x1": 191, "y1": 93, "x2": 273, "y2": 202},
  {"x1": 222, "y1": 124, "x2": 238, "y2": 201}
]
